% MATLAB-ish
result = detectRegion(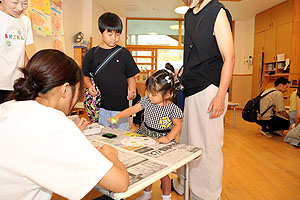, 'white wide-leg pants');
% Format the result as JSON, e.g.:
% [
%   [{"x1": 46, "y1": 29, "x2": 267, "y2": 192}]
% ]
[{"x1": 178, "y1": 84, "x2": 228, "y2": 200}]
